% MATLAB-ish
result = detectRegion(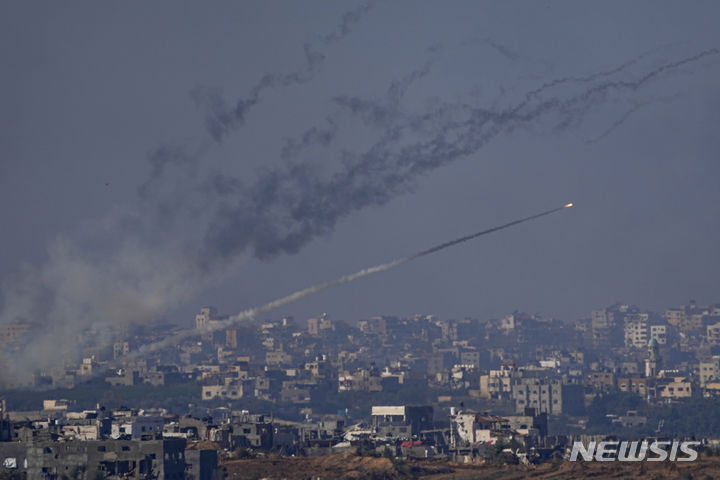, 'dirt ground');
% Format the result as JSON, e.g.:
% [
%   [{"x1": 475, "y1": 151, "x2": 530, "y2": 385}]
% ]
[{"x1": 221, "y1": 452, "x2": 720, "y2": 479}]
